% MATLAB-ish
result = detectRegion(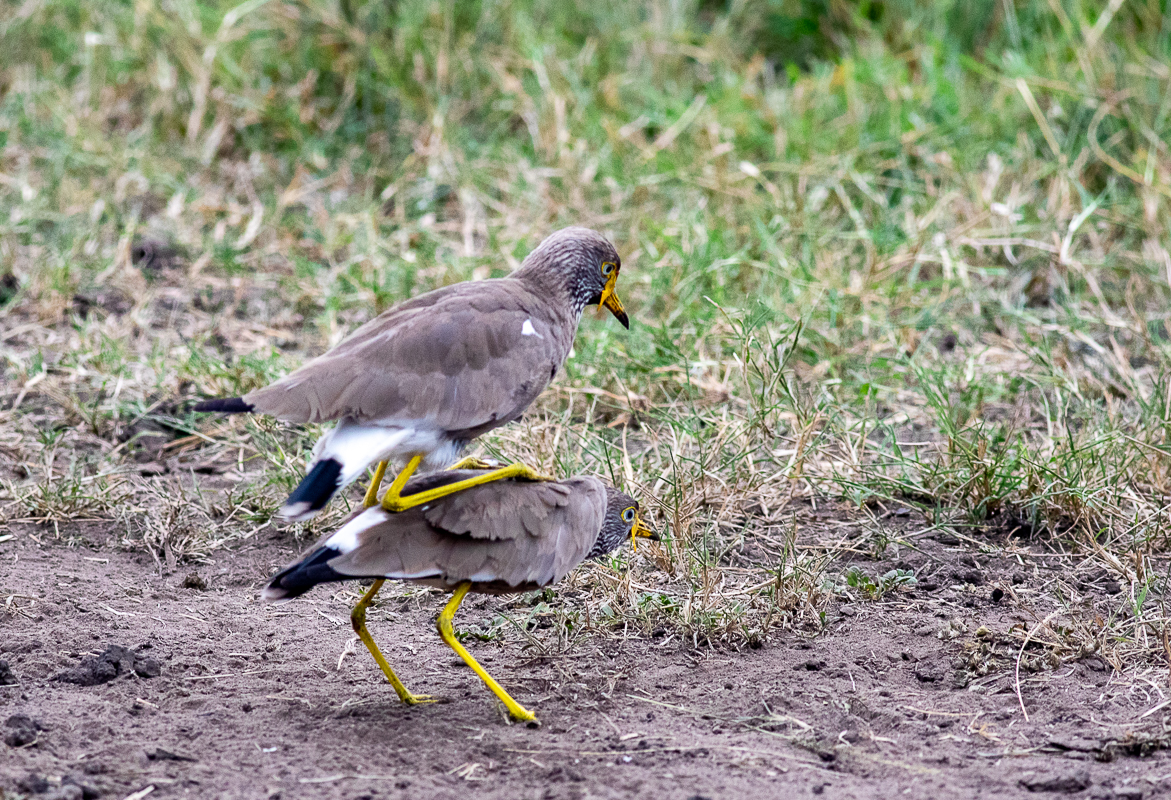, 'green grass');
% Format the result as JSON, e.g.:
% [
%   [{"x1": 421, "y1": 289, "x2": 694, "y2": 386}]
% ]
[{"x1": 2, "y1": 0, "x2": 1171, "y2": 653}]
